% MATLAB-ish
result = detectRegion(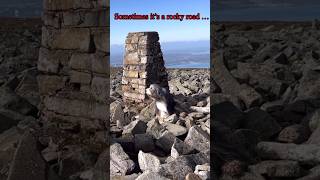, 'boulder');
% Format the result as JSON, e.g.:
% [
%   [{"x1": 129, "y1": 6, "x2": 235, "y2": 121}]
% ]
[
  {"x1": 257, "y1": 142, "x2": 320, "y2": 165},
  {"x1": 138, "y1": 151, "x2": 161, "y2": 172},
  {"x1": 249, "y1": 160, "x2": 302, "y2": 178},
  {"x1": 278, "y1": 124, "x2": 310, "y2": 144},
  {"x1": 110, "y1": 101, "x2": 126, "y2": 128},
  {"x1": 296, "y1": 165, "x2": 320, "y2": 180},
  {"x1": 307, "y1": 126, "x2": 320, "y2": 144},
  {"x1": 212, "y1": 101, "x2": 244, "y2": 129},
  {"x1": 171, "y1": 138, "x2": 194, "y2": 158},
  {"x1": 155, "y1": 131, "x2": 176, "y2": 154},
  {"x1": 308, "y1": 109, "x2": 320, "y2": 132},
  {"x1": 184, "y1": 126, "x2": 209, "y2": 152},
  {"x1": 7, "y1": 132, "x2": 46, "y2": 180},
  {"x1": 134, "y1": 134, "x2": 155, "y2": 152},
  {"x1": 136, "y1": 171, "x2": 169, "y2": 180},
  {"x1": 162, "y1": 122, "x2": 187, "y2": 137},
  {"x1": 122, "y1": 120, "x2": 147, "y2": 135},
  {"x1": 92, "y1": 148, "x2": 108, "y2": 180},
  {"x1": 243, "y1": 108, "x2": 281, "y2": 140},
  {"x1": 158, "y1": 155, "x2": 196, "y2": 180},
  {"x1": 110, "y1": 143, "x2": 135, "y2": 176},
  {"x1": 194, "y1": 163, "x2": 210, "y2": 180}
]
